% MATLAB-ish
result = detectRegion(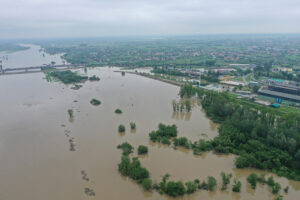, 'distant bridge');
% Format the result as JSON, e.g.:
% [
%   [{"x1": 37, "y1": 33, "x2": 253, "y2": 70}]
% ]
[{"x1": 0, "y1": 64, "x2": 87, "y2": 75}]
